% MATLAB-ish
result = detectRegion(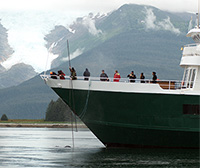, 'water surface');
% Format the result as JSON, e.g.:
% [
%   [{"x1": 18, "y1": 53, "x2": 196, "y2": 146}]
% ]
[{"x1": 0, "y1": 128, "x2": 199, "y2": 167}]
